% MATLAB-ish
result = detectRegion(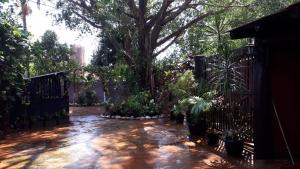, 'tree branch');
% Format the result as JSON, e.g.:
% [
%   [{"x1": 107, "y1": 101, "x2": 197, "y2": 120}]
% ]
[
  {"x1": 125, "y1": 0, "x2": 138, "y2": 16},
  {"x1": 147, "y1": 0, "x2": 173, "y2": 27},
  {"x1": 162, "y1": 0, "x2": 193, "y2": 26},
  {"x1": 153, "y1": 34, "x2": 180, "y2": 57},
  {"x1": 106, "y1": 32, "x2": 134, "y2": 66},
  {"x1": 149, "y1": 0, "x2": 174, "y2": 51},
  {"x1": 67, "y1": 0, "x2": 135, "y2": 66},
  {"x1": 157, "y1": 1, "x2": 235, "y2": 47},
  {"x1": 70, "y1": 9, "x2": 102, "y2": 29}
]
